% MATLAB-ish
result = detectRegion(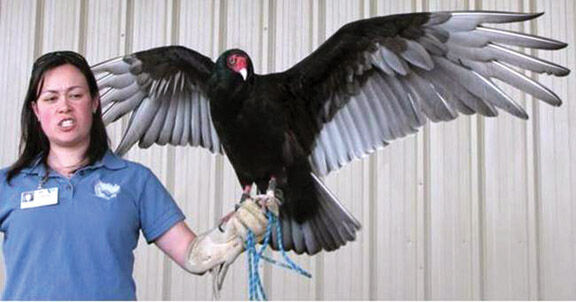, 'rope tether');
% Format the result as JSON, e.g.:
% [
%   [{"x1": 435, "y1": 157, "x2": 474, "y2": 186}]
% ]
[{"x1": 246, "y1": 211, "x2": 312, "y2": 300}]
